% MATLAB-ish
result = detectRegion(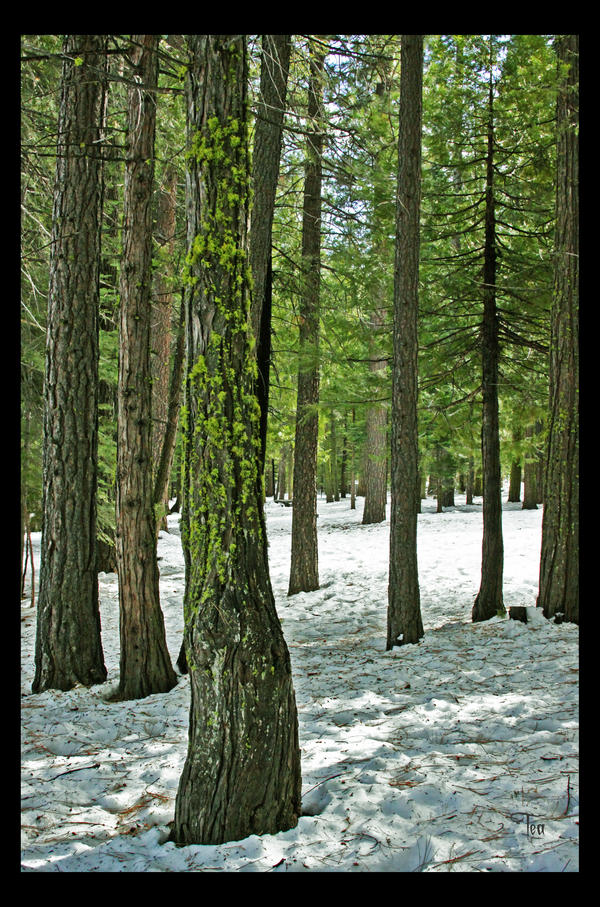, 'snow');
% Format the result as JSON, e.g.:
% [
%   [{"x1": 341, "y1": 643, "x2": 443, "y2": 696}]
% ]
[{"x1": 21, "y1": 490, "x2": 579, "y2": 872}]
